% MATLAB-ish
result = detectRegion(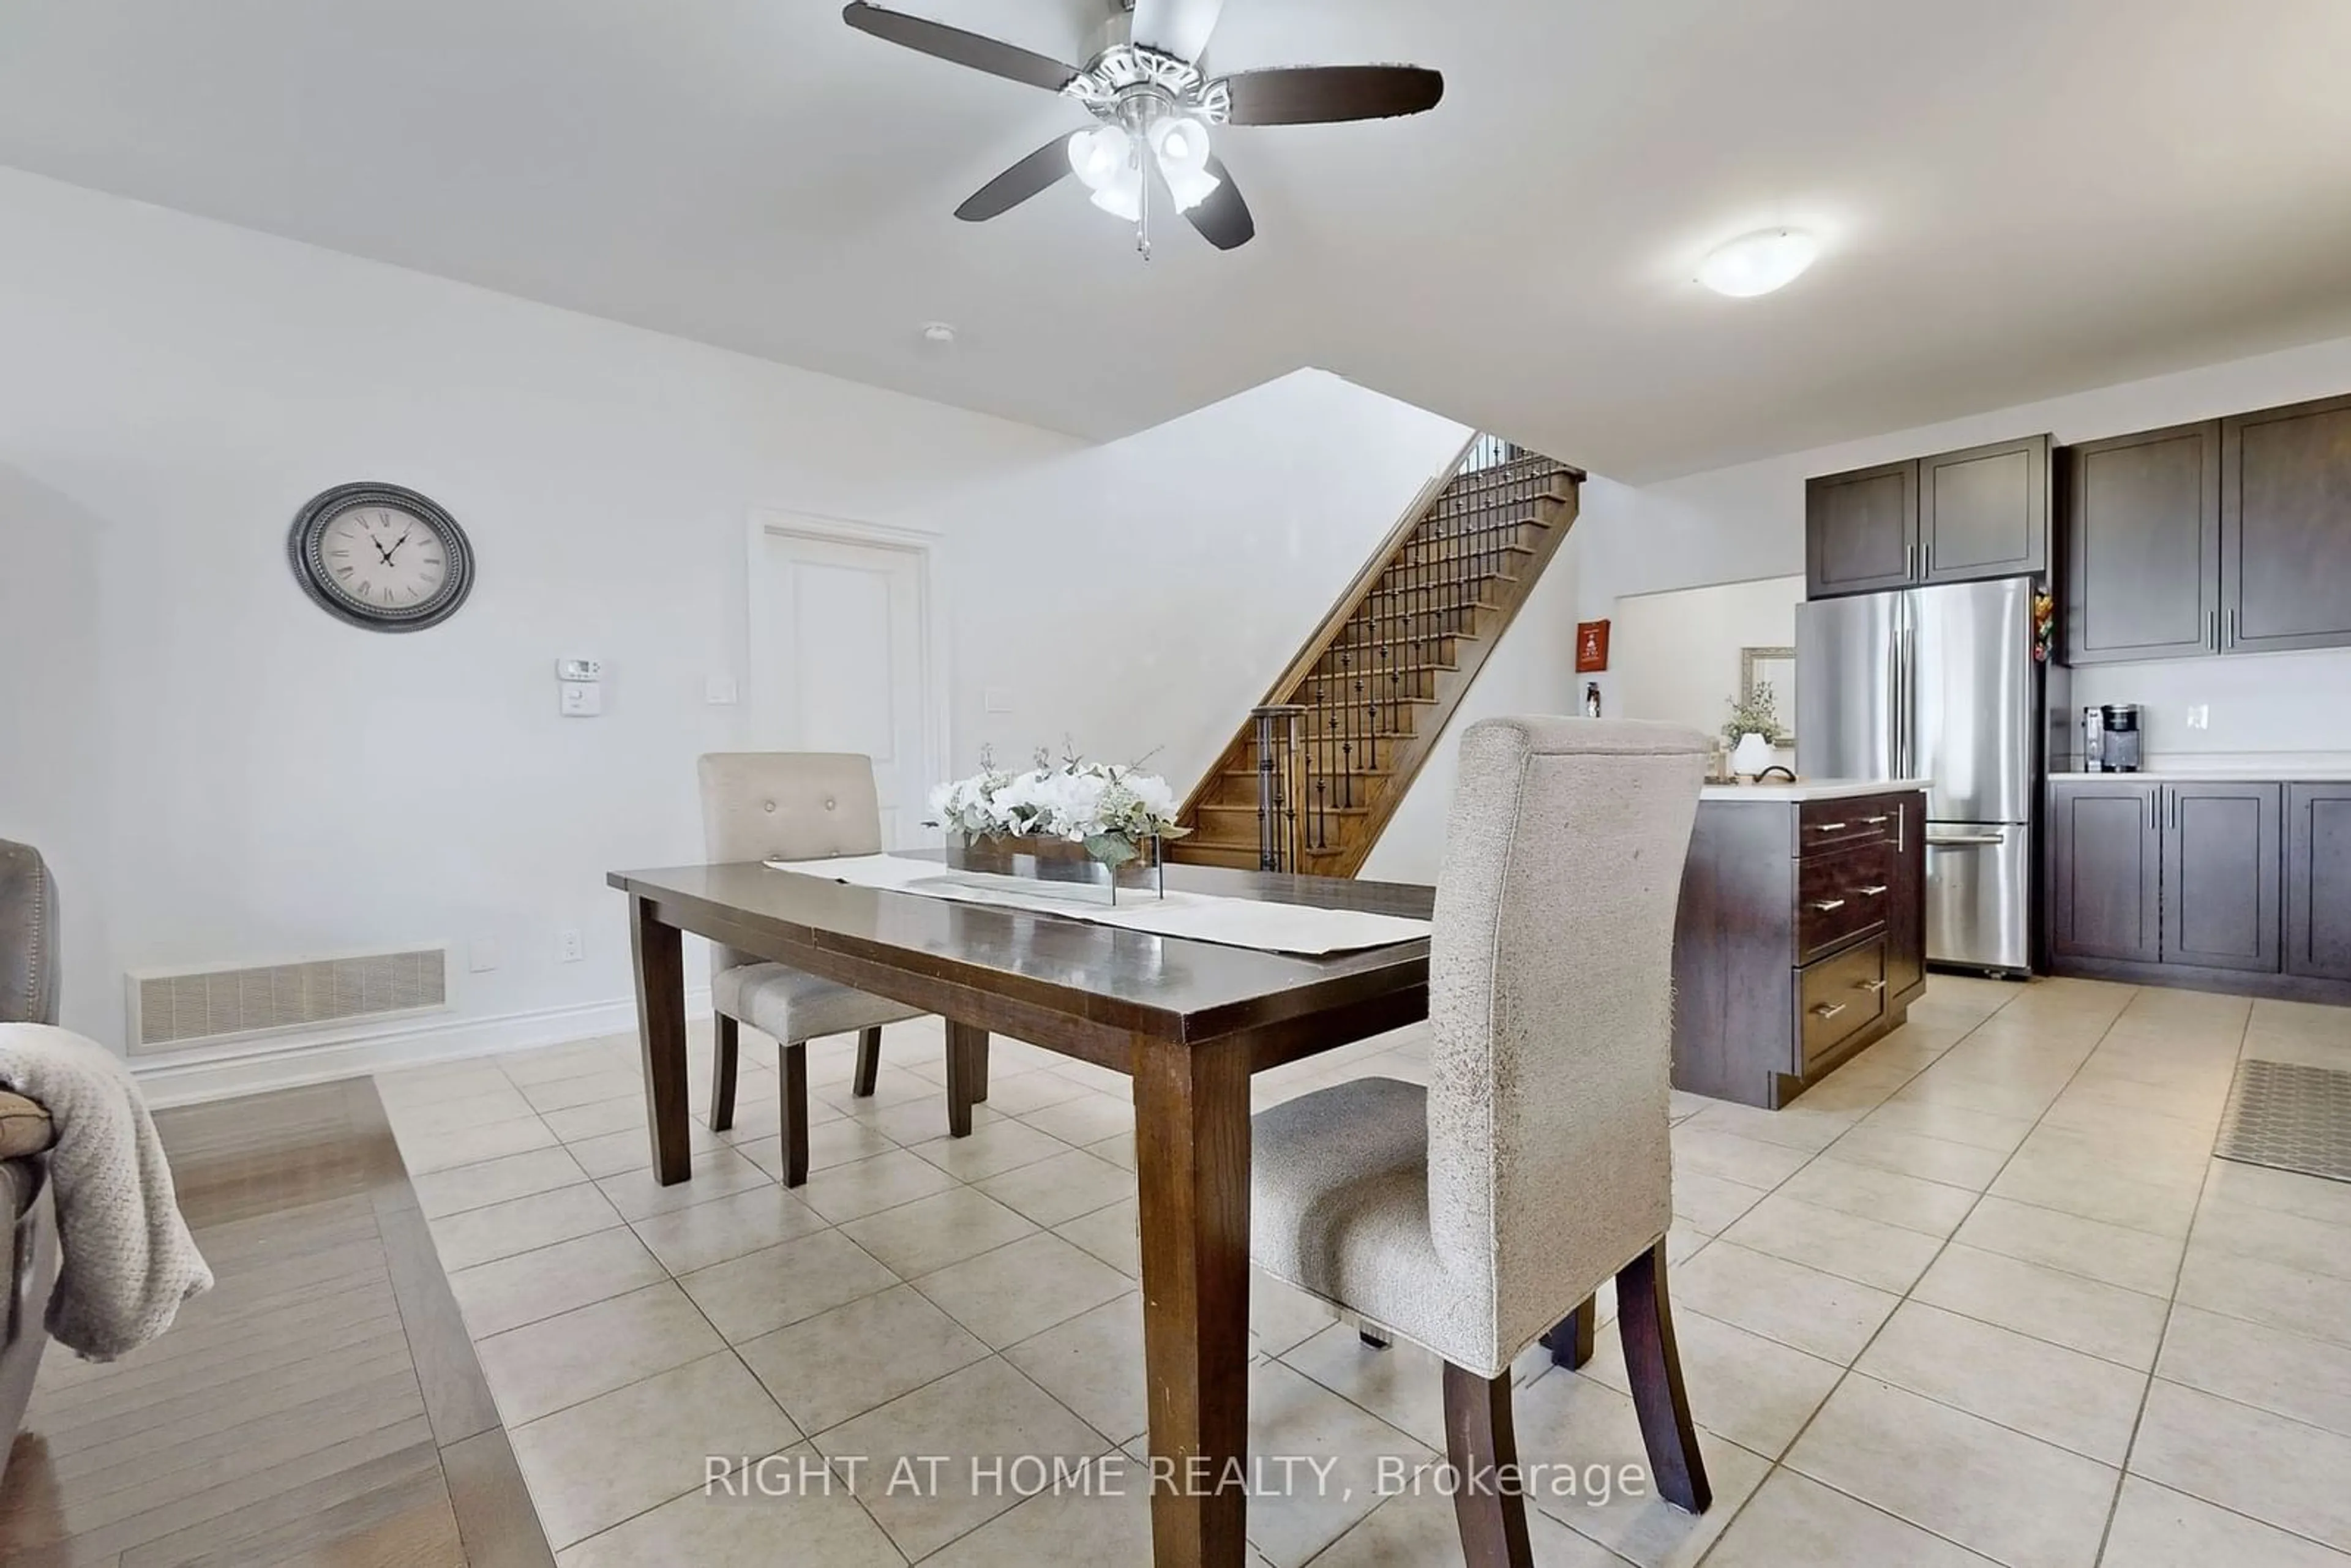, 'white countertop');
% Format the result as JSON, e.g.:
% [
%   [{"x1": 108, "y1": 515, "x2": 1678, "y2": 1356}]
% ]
[
  {"x1": 2051, "y1": 768, "x2": 2351, "y2": 781},
  {"x1": 1700, "y1": 778, "x2": 1931, "y2": 803}
]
